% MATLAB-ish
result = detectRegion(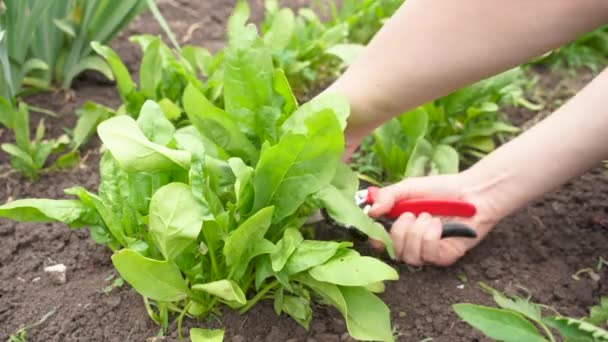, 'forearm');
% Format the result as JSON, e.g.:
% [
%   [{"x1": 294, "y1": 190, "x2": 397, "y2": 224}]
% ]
[
  {"x1": 465, "y1": 67, "x2": 608, "y2": 219},
  {"x1": 328, "y1": 0, "x2": 608, "y2": 141}
]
